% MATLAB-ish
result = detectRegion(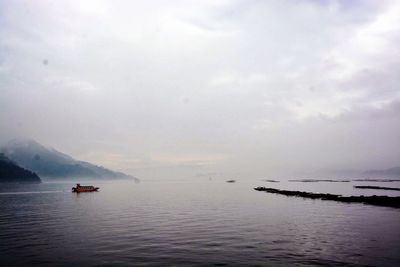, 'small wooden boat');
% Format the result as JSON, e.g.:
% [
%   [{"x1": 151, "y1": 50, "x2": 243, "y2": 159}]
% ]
[{"x1": 72, "y1": 183, "x2": 99, "y2": 193}]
